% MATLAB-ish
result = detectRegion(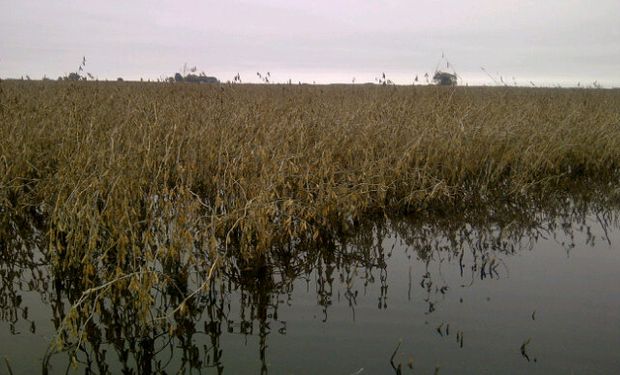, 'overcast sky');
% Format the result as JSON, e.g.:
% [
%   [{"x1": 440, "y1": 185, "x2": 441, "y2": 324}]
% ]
[{"x1": 1, "y1": 0, "x2": 619, "y2": 86}]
